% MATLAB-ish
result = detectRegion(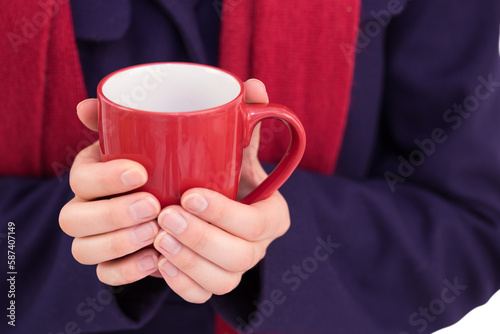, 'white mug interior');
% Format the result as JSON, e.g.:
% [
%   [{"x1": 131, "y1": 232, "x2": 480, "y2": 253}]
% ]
[{"x1": 101, "y1": 63, "x2": 241, "y2": 112}]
